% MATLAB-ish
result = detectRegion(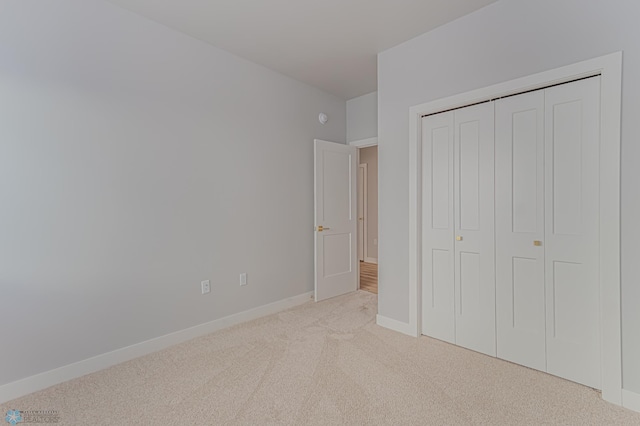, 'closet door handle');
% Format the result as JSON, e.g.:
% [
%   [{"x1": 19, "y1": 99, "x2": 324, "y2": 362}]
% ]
[
  {"x1": 533, "y1": 240, "x2": 542, "y2": 246},
  {"x1": 456, "y1": 236, "x2": 463, "y2": 241}
]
